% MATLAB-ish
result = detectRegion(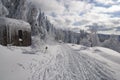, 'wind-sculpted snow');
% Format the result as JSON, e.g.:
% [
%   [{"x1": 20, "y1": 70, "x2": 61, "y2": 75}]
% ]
[{"x1": 28, "y1": 45, "x2": 115, "y2": 80}]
